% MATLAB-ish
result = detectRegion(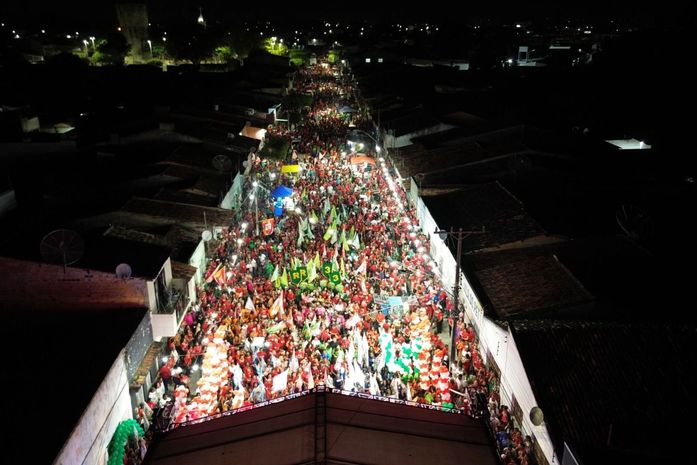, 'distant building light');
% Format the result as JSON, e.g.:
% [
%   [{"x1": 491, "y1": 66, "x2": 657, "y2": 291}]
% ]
[
  {"x1": 117, "y1": 27, "x2": 121, "y2": 31},
  {"x1": 378, "y1": 58, "x2": 383, "y2": 63},
  {"x1": 41, "y1": 29, "x2": 45, "y2": 34},
  {"x1": 365, "y1": 58, "x2": 371, "y2": 63},
  {"x1": 14, "y1": 34, "x2": 20, "y2": 39},
  {"x1": 66, "y1": 34, "x2": 72, "y2": 39},
  {"x1": 584, "y1": 30, "x2": 592, "y2": 34},
  {"x1": 507, "y1": 58, "x2": 513, "y2": 64},
  {"x1": 516, "y1": 24, "x2": 522, "y2": 28}
]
